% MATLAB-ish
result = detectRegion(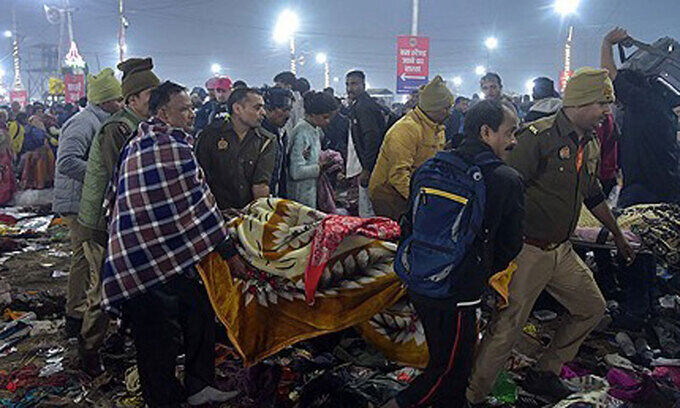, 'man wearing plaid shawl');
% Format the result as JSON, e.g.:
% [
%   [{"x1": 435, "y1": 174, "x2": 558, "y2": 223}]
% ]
[{"x1": 103, "y1": 81, "x2": 242, "y2": 407}]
